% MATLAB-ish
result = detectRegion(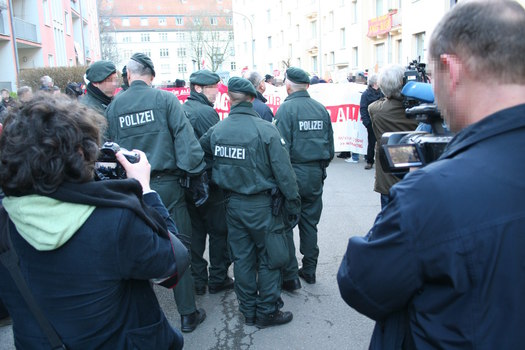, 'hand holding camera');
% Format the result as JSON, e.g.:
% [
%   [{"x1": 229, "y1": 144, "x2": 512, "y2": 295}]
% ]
[{"x1": 116, "y1": 149, "x2": 152, "y2": 193}]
